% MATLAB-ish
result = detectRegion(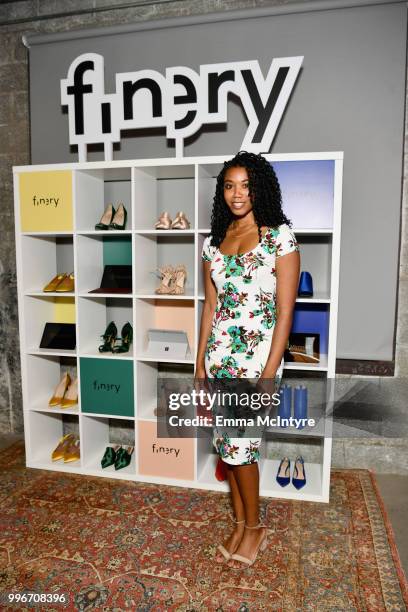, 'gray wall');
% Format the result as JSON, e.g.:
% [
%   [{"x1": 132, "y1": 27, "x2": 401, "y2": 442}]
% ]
[{"x1": 26, "y1": 2, "x2": 407, "y2": 362}]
